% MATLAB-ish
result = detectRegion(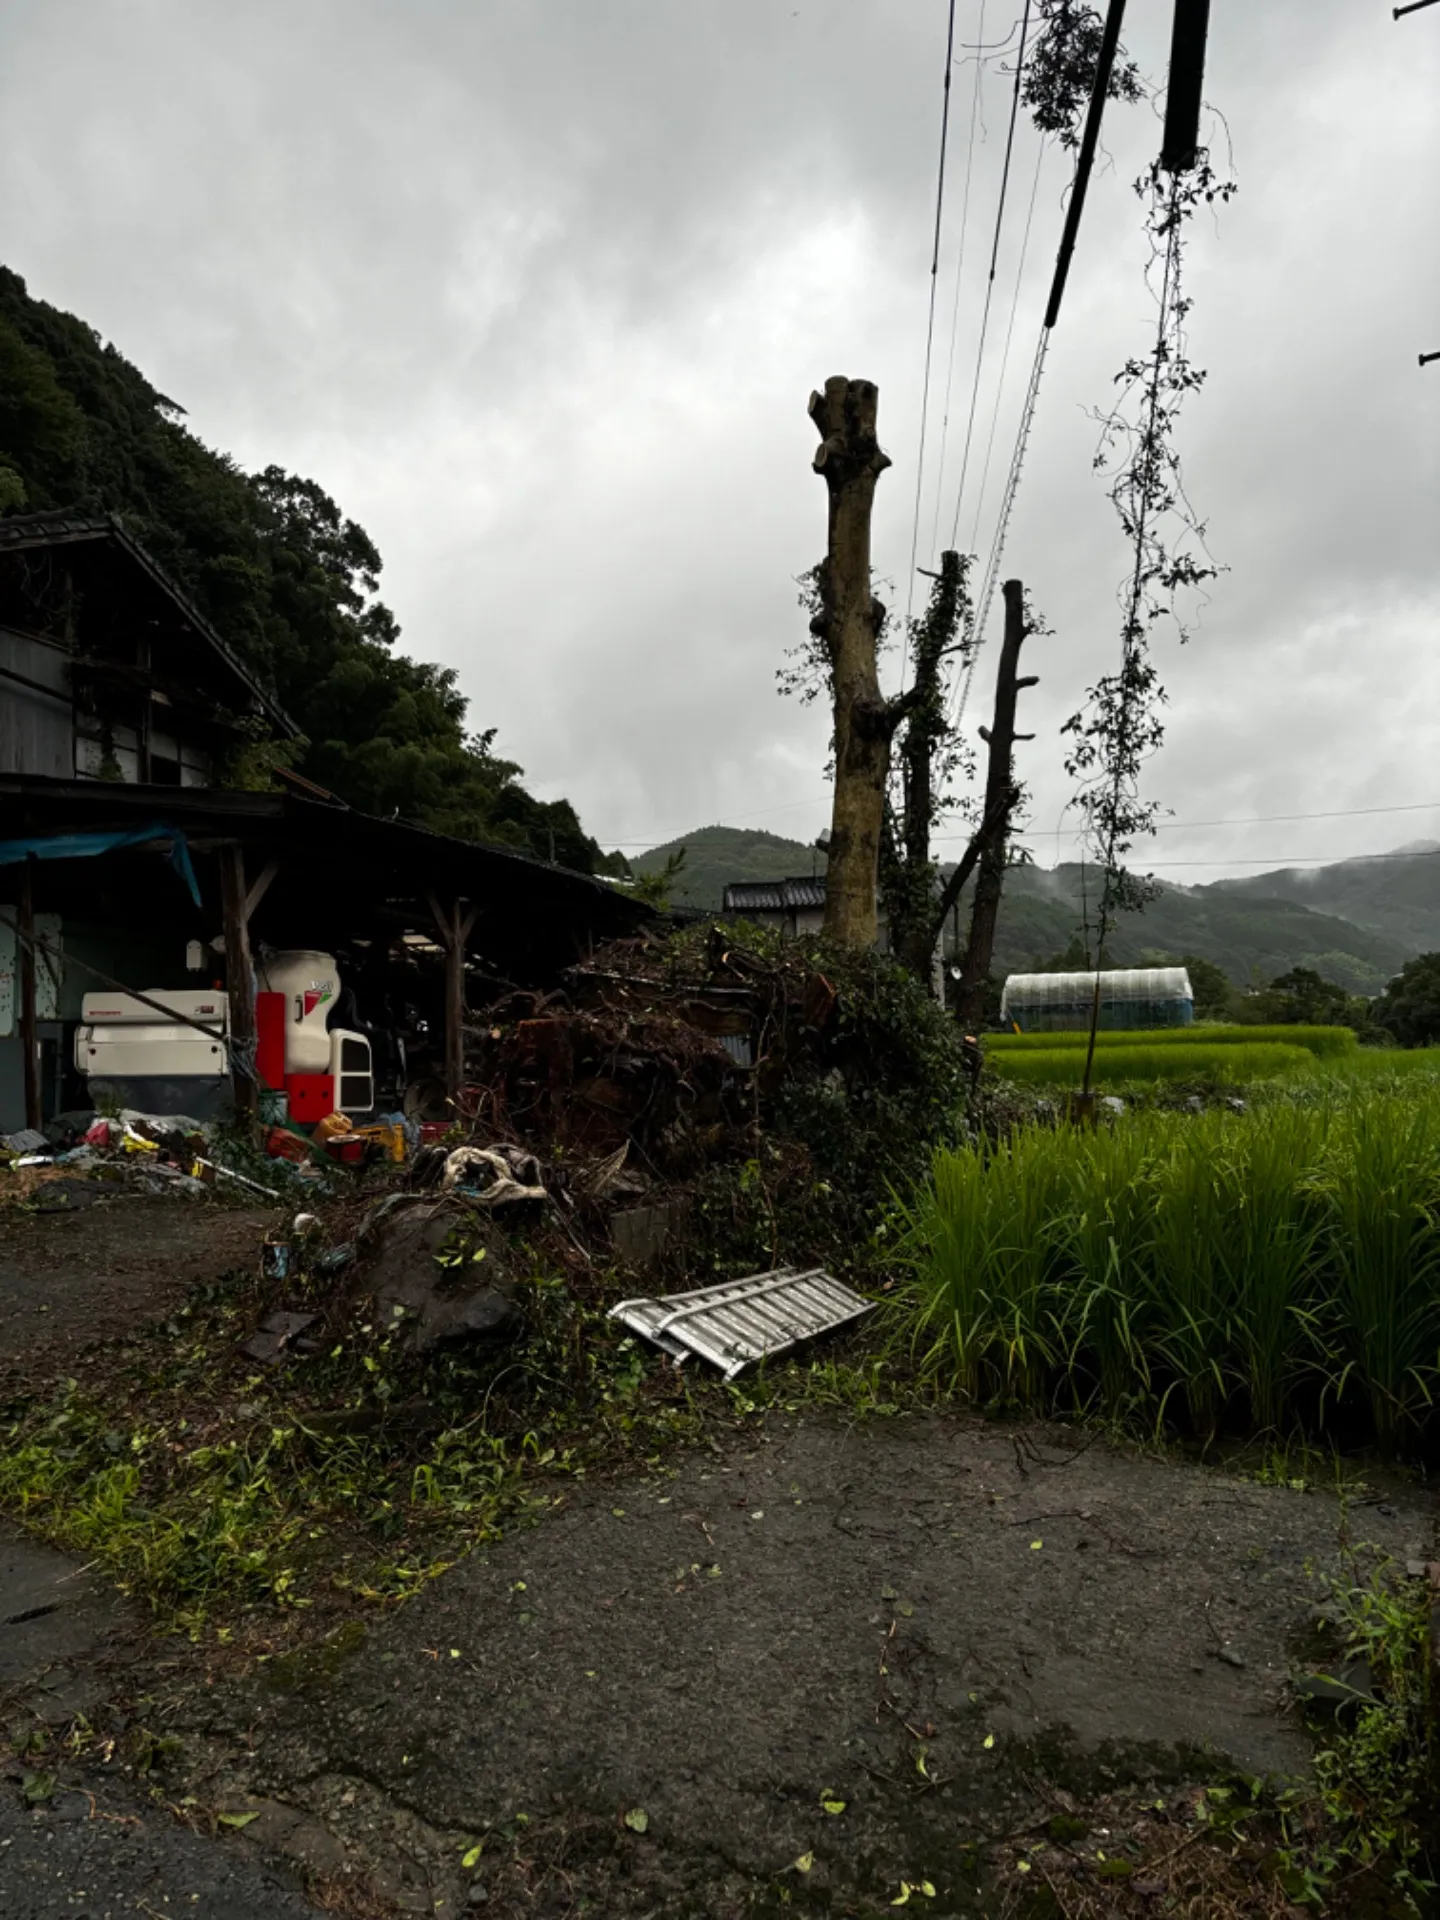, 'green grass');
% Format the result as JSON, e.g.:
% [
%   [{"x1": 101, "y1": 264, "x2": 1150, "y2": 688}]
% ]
[
  {"x1": 997, "y1": 1040, "x2": 1315, "y2": 1086},
  {"x1": 990, "y1": 1023, "x2": 1358, "y2": 1060},
  {"x1": 897, "y1": 1084, "x2": 1440, "y2": 1446}
]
